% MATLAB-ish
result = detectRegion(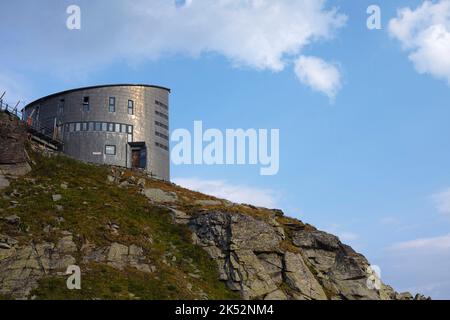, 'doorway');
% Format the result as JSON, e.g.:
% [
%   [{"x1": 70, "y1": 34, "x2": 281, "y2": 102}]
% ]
[
  {"x1": 131, "y1": 149, "x2": 141, "y2": 168},
  {"x1": 129, "y1": 142, "x2": 147, "y2": 169}
]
